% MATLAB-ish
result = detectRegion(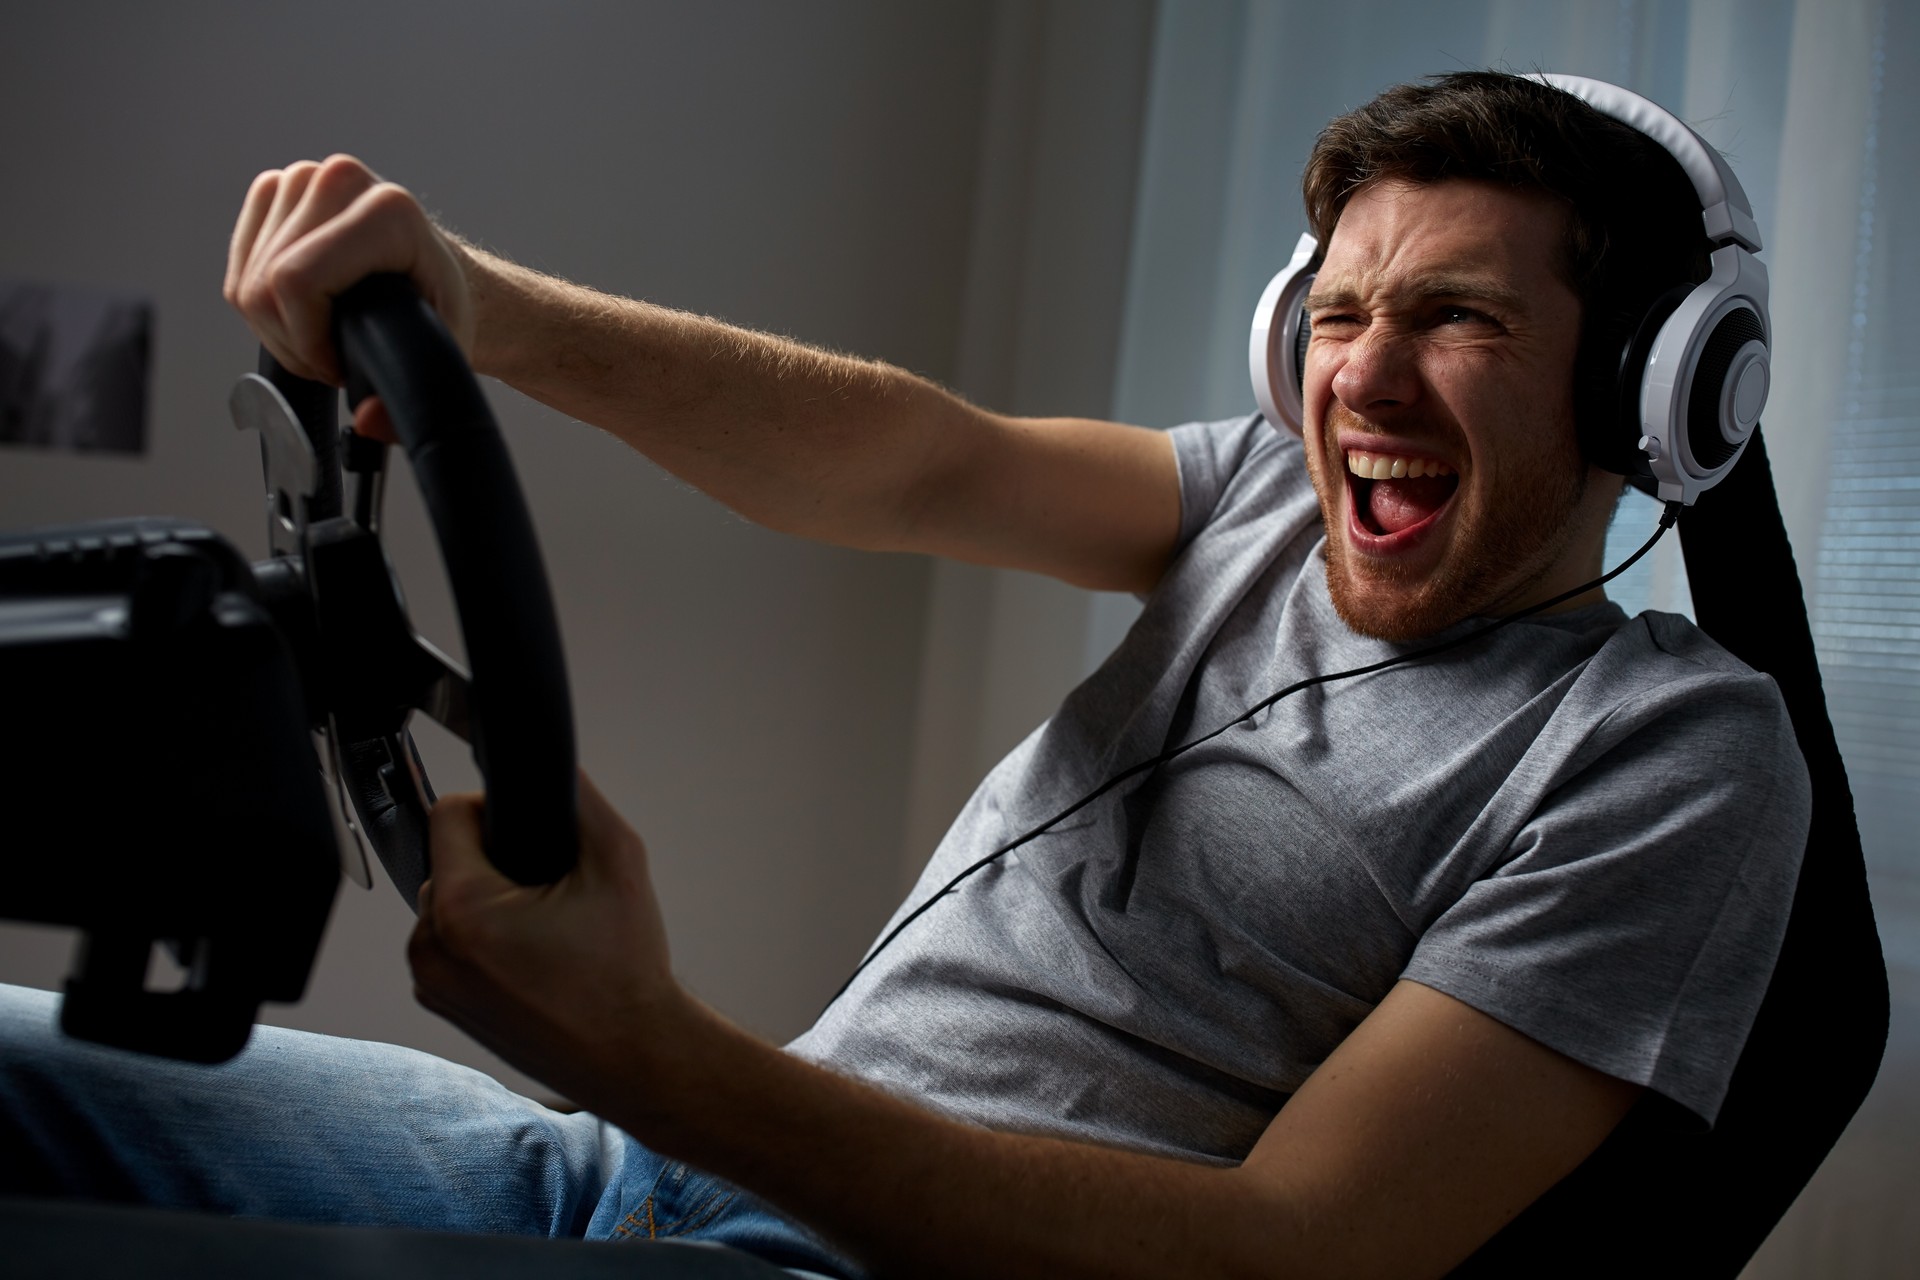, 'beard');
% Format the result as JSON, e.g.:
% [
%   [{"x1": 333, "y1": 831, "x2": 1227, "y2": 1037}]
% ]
[{"x1": 1307, "y1": 405, "x2": 1591, "y2": 644}]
